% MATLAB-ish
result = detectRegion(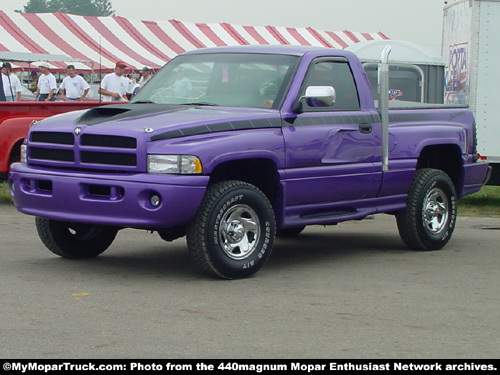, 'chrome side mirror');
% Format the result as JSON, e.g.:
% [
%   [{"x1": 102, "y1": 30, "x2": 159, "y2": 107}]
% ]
[{"x1": 304, "y1": 86, "x2": 336, "y2": 107}]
